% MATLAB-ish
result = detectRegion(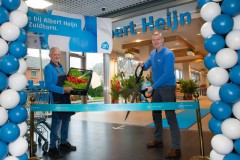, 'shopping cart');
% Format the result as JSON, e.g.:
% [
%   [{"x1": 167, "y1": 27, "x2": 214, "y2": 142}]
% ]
[{"x1": 26, "y1": 87, "x2": 51, "y2": 153}]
